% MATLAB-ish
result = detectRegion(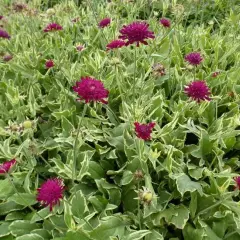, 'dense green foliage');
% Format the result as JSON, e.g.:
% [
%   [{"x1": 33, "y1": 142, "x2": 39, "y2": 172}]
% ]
[{"x1": 1, "y1": 0, "x2": 240, "y2": 239}]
